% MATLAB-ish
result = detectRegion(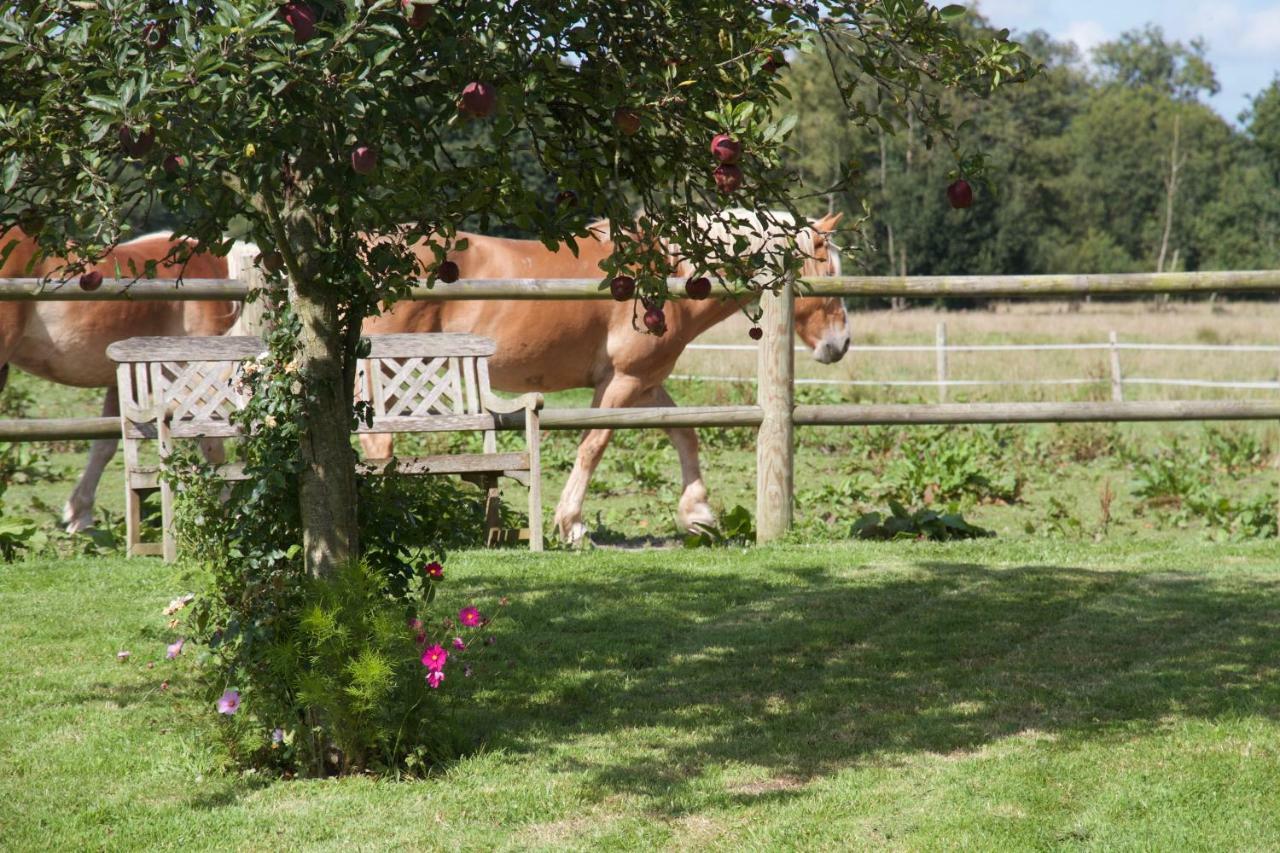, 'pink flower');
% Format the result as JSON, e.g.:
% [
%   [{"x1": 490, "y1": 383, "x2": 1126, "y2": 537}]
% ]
[
  {"x1": 216, "y1": 690, "x2": 240, "y2": 715},
  {"x1": 408, "y1": 618, "x2": 423, "y2": 632},
  {"x1": 420, "y1": 644, "x2": 448, "y2": 672},
  {"x1": 458, "y1": 606, "x2": 483, "y2": 627},
  {"x1": 166, "y1": 638, "x2": 185, "y2": 659},
  {"x1": 424, "y1": 561, "x2": 444, "y2": 580},
  {"x1": 427, "y1": 670, "x2": 445, "y2": 689},
  {"x1": 451, "y1": 637, "x2": 466, "y2": 651}
]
